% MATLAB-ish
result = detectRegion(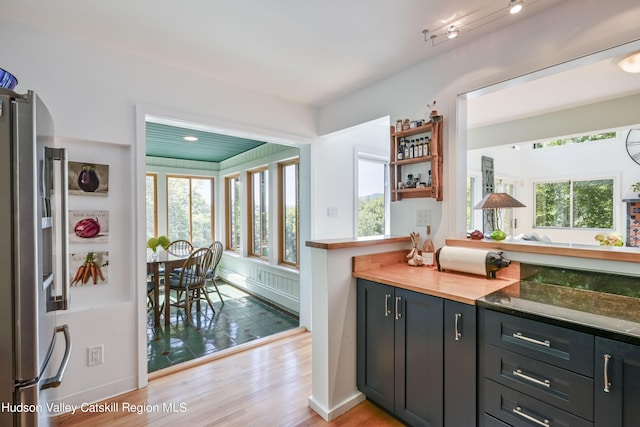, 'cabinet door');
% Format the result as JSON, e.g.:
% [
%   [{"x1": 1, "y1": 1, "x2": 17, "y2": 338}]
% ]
[
  {"x1": 595, "y1": 337, "x2": 640, "y2": 427},
  {"x1": 356, "y1": 279, "x2": 395, "y2": 413},
  {"x1": 395, "y1": 288, "x2": 443, "y2": 427},
  {"x1": 444, "y1": 300, "x2": 476, "y2": 427}
]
